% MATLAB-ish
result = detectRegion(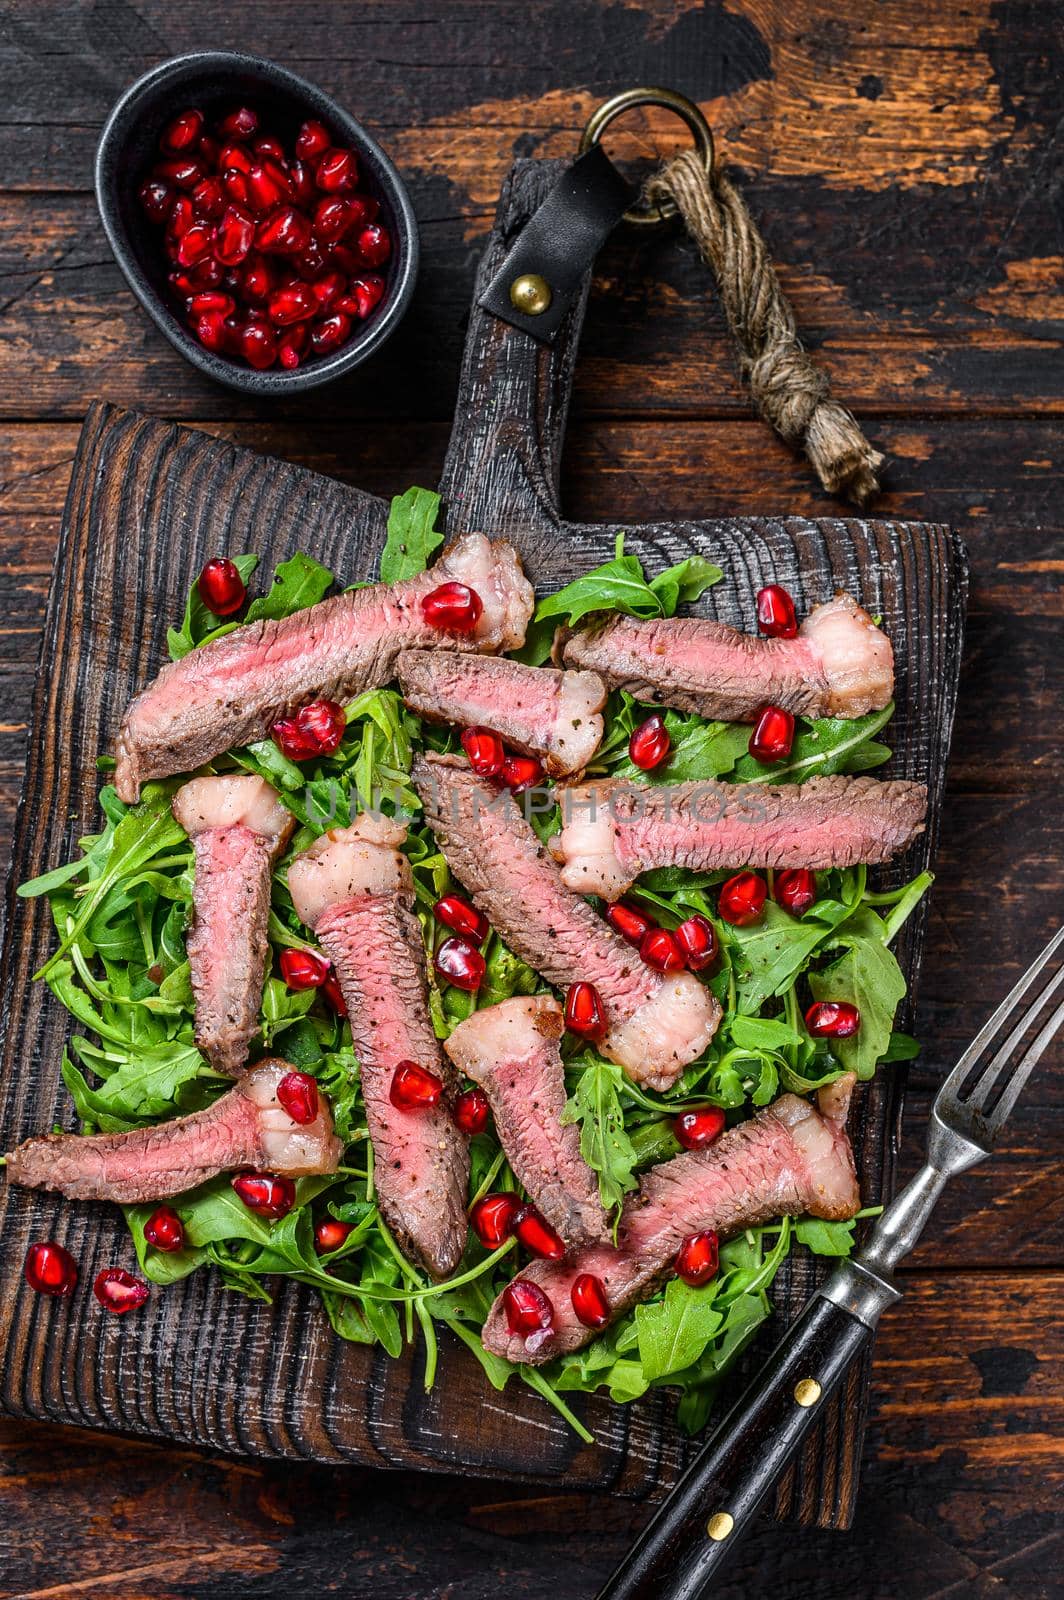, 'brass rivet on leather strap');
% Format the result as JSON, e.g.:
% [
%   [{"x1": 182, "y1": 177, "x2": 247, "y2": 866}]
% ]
[
  {"x1": 706, "y1": 1512, "x2": 734, "y2": 1542},
  {"x1": 579, "y1": 86, "x2": 715, "y2": 227},
  {"x1": 794, "y1": 1377, "x2": 822, "y2": 1407},
  {"x1": 509, "y1": 273, "x2": 552, "y2": 314}
]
